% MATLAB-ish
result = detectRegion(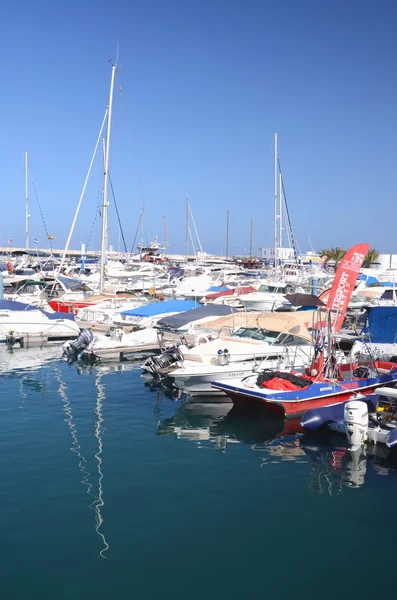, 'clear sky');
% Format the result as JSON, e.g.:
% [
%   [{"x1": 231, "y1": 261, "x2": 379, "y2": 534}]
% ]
[{"x1": 1, "y1": 0, "x2": 396, "y2": 256}]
